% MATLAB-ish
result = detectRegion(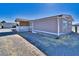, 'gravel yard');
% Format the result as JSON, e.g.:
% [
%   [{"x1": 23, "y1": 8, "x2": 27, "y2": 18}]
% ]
[
  {"x1": 18, "y1": 32, "x2": 79, "y2": 56},
  {"x1": 0, "y1": 34, "x2": 45, "y2": 56}
]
